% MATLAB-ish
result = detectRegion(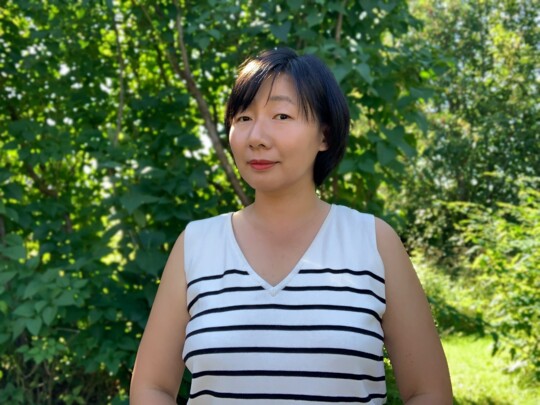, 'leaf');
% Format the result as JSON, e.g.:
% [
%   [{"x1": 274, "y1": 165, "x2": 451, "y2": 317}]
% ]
[
  {"x1": 288, "y1": 0, "x2": 303, "y2": 11},
  {"x1": 5, "y1": 233, "x2": 24, "y2": 245},
  {"x1": 356, "y1": 63, "x2": 373, "y2": 84},
  {"x1": 177, "y1": 134, "x2": 201, "y2": 149},
  {"x1": 5, "y1": 207, "x2": 20, "y2": 224},
  {"x1": 26, "y1": 318, "x2": 42, "y2": 336},
  {"x1": 377, "y1": 142, "x2": 397, "y2": 165},
  {"x1": 385, "y1": 126, "x2": 416, "y2": 157},
  {"x1": 208, "y1": 29, "x2": 221, "y2": 39},
  {"x1": 73, "y1": 279, "x2": 89, "y2": 289},
  {"x1": 375, "y1": 82, "x2": 397, "y2": 102},
  {"x1": 0, "y1": 301, "x2": 8, "y2": 315},
  {"x1": 332, "y1": 63, "x2": 351, "y2": 84},
  {"x1": 270, "y1": 21, "x2": 291, "y2": 42},
  {"x1": 337, "y1": 158, "x2": 356, "y2": 175},
  {"x1": 306, "y1": 11, "x2": 323, "y2": 27},
  {"x1": 24, "y1": 281, "x2": 42, "y2": 299},
  {"x1": 14, "y1": 302, "x2": 34, "y2": 317},
  {"x1": 136, "y1": 250, "x2": 167, "y2": 276},
  {"x1": 89, "y1": 309, "x2": 102, "y2": 325},
  {"x1": 409, "y1": 86, "x2": 434, "y2": 101},
  {"x1": 34, "y1": 300, "x2": 47, "y2": 313},
  {"x1": 4, "y1": 183, "x2": 23, "y2": 200},
  {"x1": 164, "y1": 122, "x2": 182, "y2": 135},
  {"x1": 133, "y1": 209, "x2": 146, "y2": 227},
  {"x1": 357, "y1": 156, "x2": 376, "y2": 174},
  {"x1": 42, "y1": 306, "x2": 57, "y2": 325},
  {"x1": 120, "y1": 191, "x2": 160, "y2": 214},
  {"x1": 12, "y1": 318, "x2": 26, "y2": 340},
  {"x1": 26, "y1": 256, "x2": 40, "y2": 271},
  {"x1": 56, "y1": 291, "x2": 76, "y2": 306},
  {"x1": 0, "y1": 245, "x2": 26, "y2": 260},
  {"x1": 0, "y1": 271, "x2": 17, "y2": 285}
]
